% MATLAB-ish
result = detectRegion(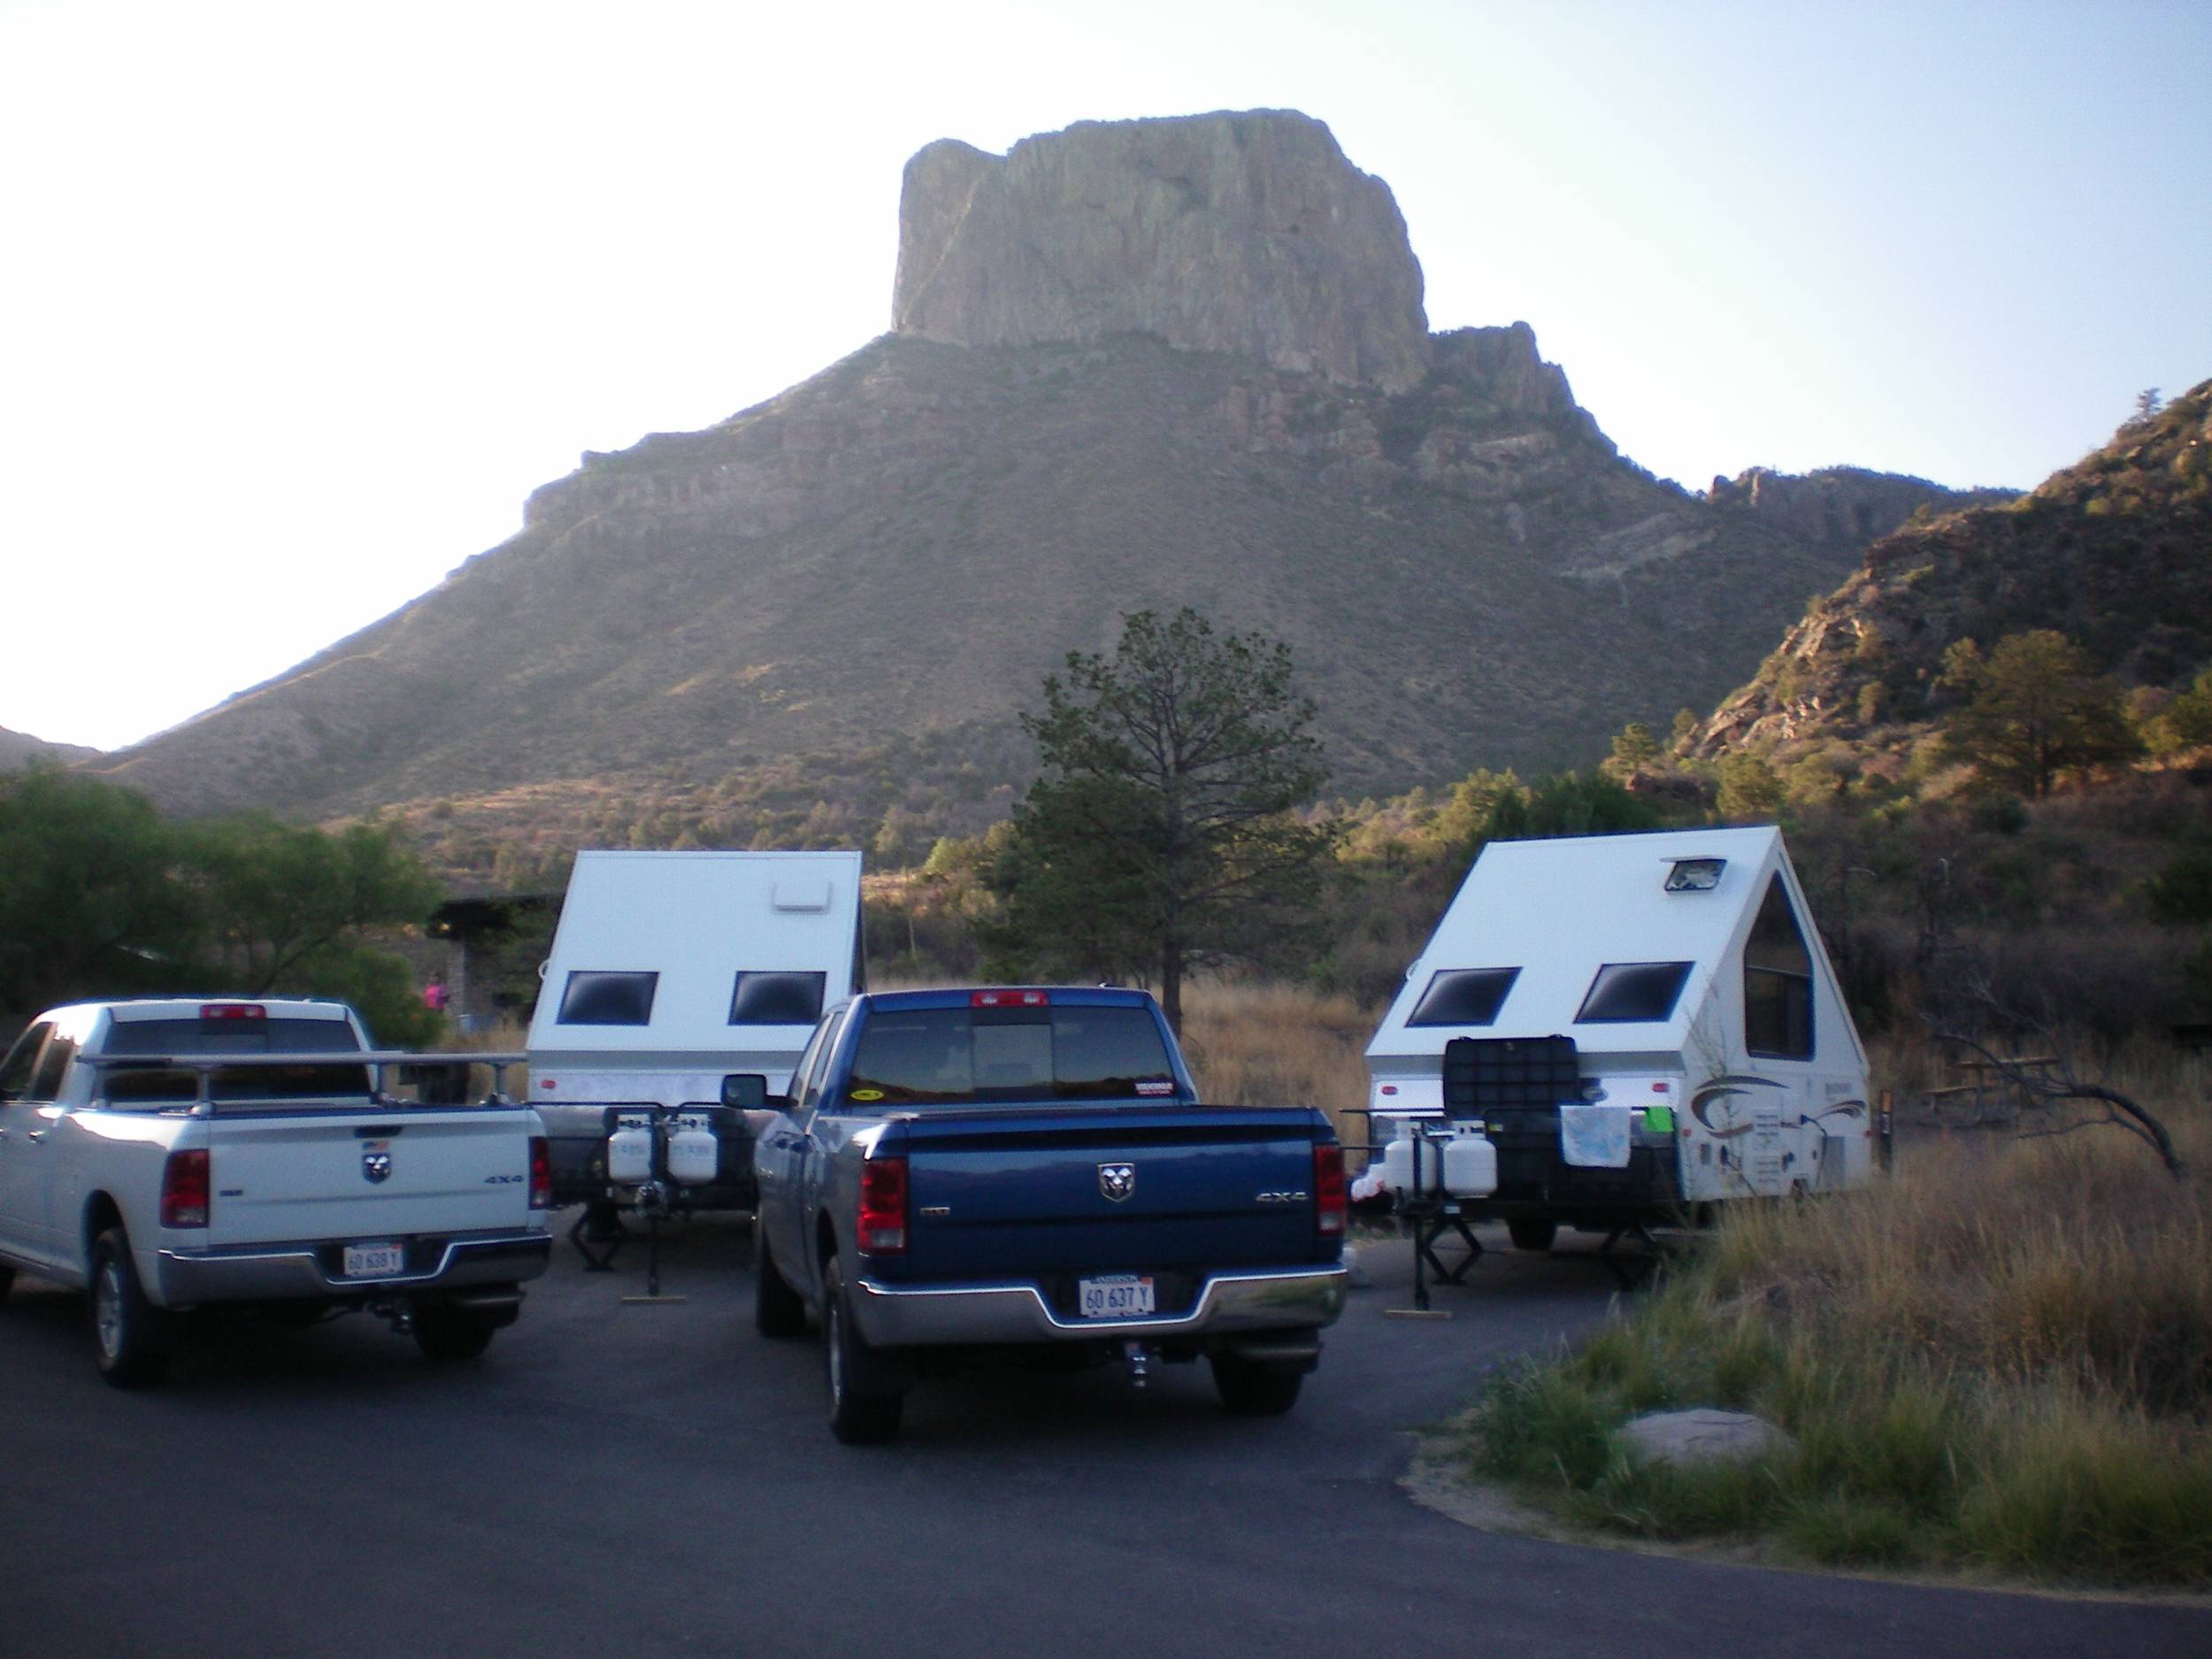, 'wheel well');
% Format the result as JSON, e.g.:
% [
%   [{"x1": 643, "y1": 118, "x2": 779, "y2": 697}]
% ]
[{"x1": 82, "y1": 1193, "x2": 123, "y2": 1263}]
